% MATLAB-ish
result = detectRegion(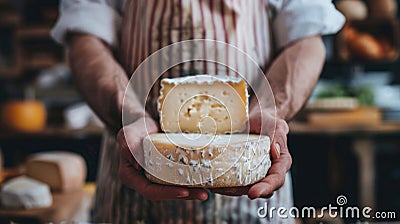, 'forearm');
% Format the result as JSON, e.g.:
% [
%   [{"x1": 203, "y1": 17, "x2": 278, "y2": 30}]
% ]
[
  {"x1": 68, "y1": 34, "x2": 145, "y2": 131},
  {"x1": 267, "y1": 36, "x2": 325, "y2": 120}
]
